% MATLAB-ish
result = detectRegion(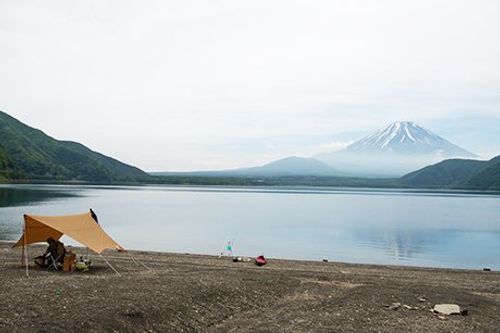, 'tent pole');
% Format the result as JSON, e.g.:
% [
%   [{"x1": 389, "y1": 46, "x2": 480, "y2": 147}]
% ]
[
  {"x1": 23, "y1": 220, "x2": 29, "y2": 277},
  {"x1": 100, "y1": 254, "x2": 121, "y2": 277},
  {"x1": 21, "y1": 230, "x2": 24, "y2": 267}
]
